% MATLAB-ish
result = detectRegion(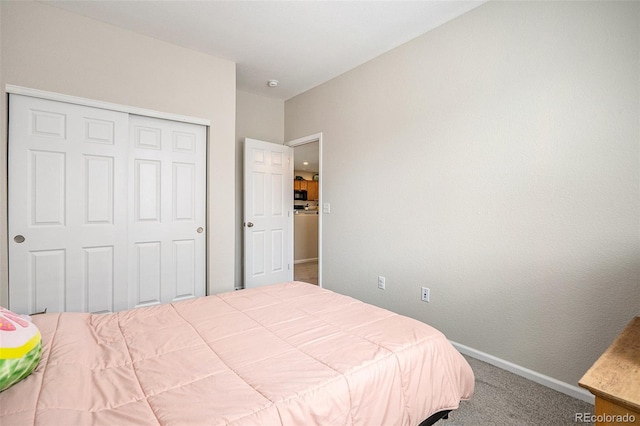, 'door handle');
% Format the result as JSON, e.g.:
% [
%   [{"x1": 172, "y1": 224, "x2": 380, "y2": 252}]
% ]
[
  {"x1": 14, "y1": 235, "x2": 25, "y2": 243},
  {"x1": 197, "y1": 227, "x2": 204, "y2": 233},
  {"x1": 246, "y1": 222, "x2": 254, "y2": 228}
]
